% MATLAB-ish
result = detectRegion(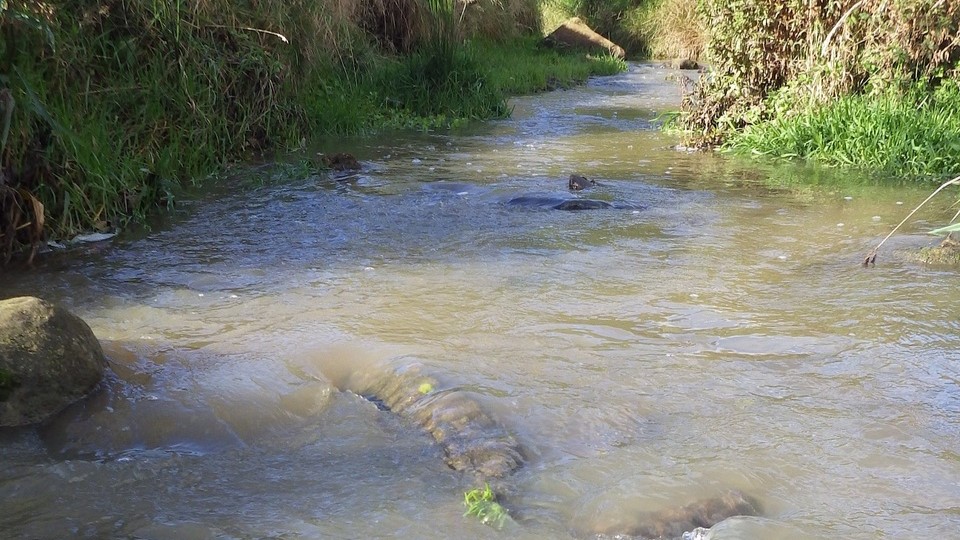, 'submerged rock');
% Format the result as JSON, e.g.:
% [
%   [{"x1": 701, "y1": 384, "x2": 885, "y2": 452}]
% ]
[
  {"x1": 584, "y1": 490, "x2": 761, "y2": 540},
  {"x1": 543, "y1": 17, "x2": 627, "y2": 59},
  {"x1": 337, "y1": 361, "x2": 761, "y2": 538},
  {"x1": 506, "y1": 195, "x2": 615, "y2": 211},
  {"x1": 320, "y1": 152, "x2": 361, "y2": 172},
  {"x1": 0, "y1": 296, "x2": 107, "y2": 427},
  {"x1": 917, "y1": 233, "x2": 960, "y2": 265},
  {"x1": 341, "y1": 362, "x2": 523, "y2": 481},
  {"x1": 666, "y1": 59, "x2": 701, "y2": 70},
  {"x1": 619, "y1": 490, "x2": 760, "y2": 539}
]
